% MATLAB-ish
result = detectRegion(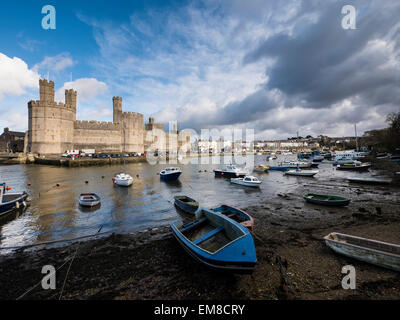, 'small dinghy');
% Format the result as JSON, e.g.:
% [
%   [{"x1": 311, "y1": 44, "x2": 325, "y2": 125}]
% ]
[
  {"x1": 210, "y1": 205, "x2": 254, "y2": 232},
  {"x1": 336, "y1": 162, "x2": 371, "y2": 171},
  {"x1": 284, "y1": 169, "x2": 318, "y2": 177},
  {"x1": 160, "y1": 167, "x2": 182, "y2": 181},
  {"x1": 231, "y1": 176, "x2": 262, "y2": 187},
  {"x1": 79, "y1": 193, "x2": 101, "y2": 207},
  {"x1": 253, "y1": 165, "x2": 269, "y2": 173},
  {"x1": 174, "y1": 195, "x2": 199, "y2": 214},
  {"x1": 304, "y1": 193, "x2": 350, "y2": 207},
  {"x1": 347, "y1": 177, "x2": 392, "y2": 185},
  {"x1": 113, "y1": 173, "x2": 133, "y2": 187},
  {"x1": 170, "y1": 208, "x2": 257, "y2": 273},
  {"x1": 324, "y1": 232, "x2": 400, "y2": 272},
  {"x1": 0, "y1": 183, "x2": 29, "y2": 218}
]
